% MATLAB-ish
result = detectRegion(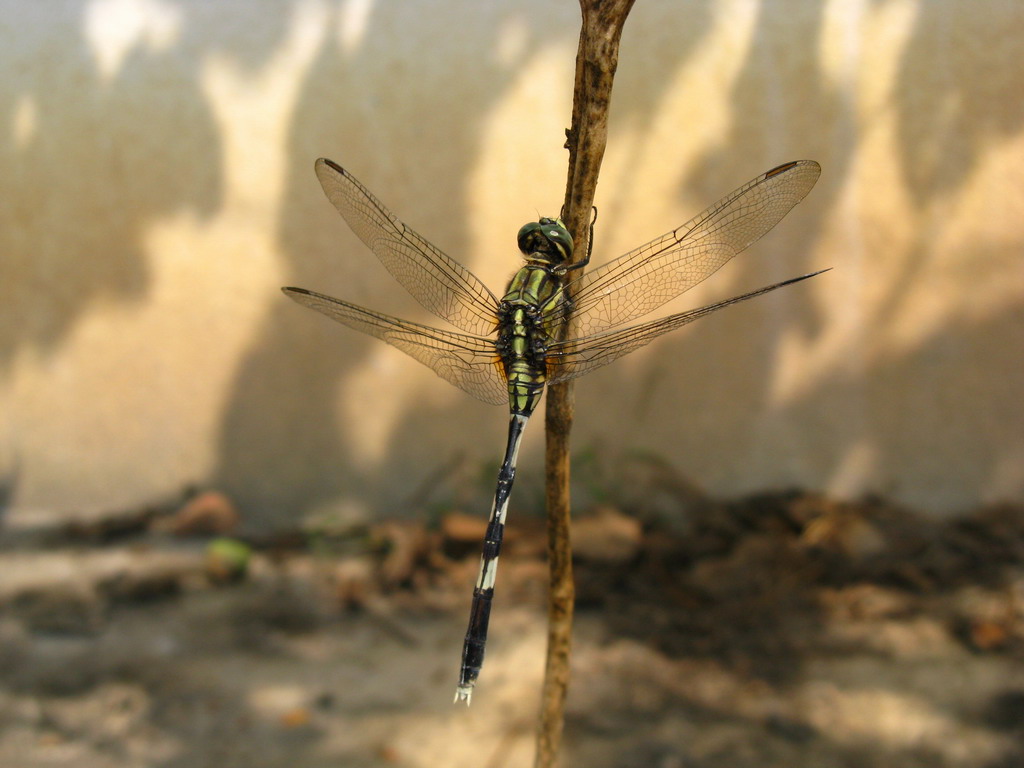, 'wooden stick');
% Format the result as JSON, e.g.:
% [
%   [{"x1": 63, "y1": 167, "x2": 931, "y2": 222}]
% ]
[{"x1": 535, "y1": 2, "x2": 636, "y2": 766}]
